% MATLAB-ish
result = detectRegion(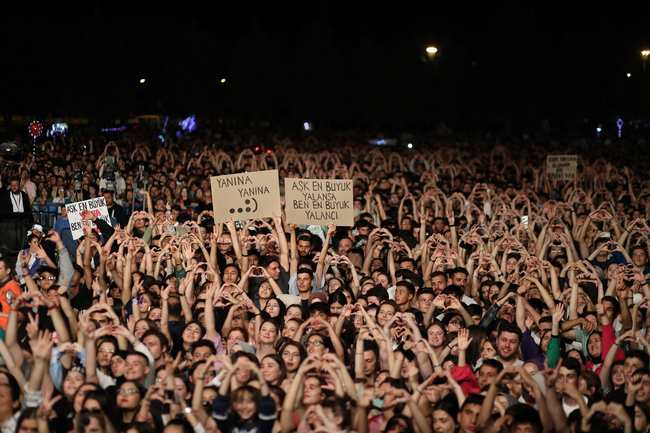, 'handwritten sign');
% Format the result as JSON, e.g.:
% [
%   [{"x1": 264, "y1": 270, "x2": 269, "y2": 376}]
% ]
[
  {"x1": 65, "y1": 197, "x2": 112, "y2": 240},
  {"x1": 211, "y1": 170, "x2": 281, "y2": 223},
  {"x1": 285, "y1": 178, "x2": 354, "y2": 226},
  {"x1": 547, "y1": 155, "x2": 578, "y2": 181}
]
